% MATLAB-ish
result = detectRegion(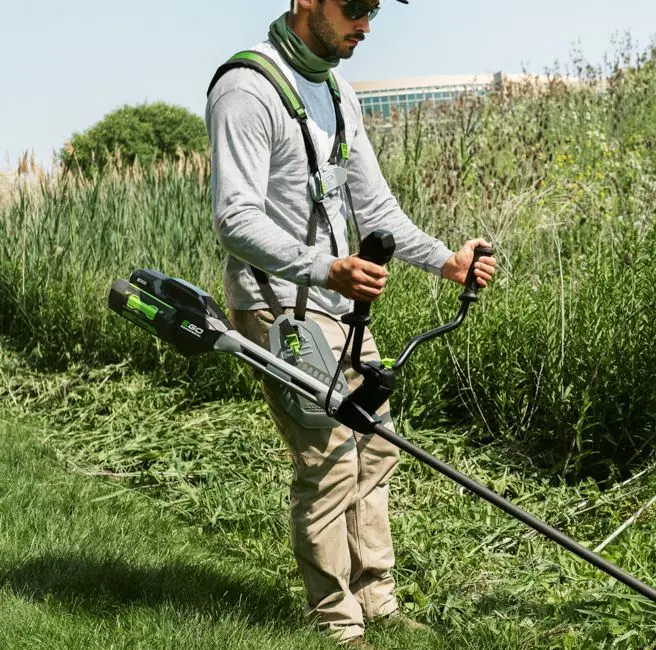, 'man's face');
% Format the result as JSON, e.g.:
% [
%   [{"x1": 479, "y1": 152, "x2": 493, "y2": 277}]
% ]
[{"x1": 308, "y1": 0, "x2": 377, "y2": 60}]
